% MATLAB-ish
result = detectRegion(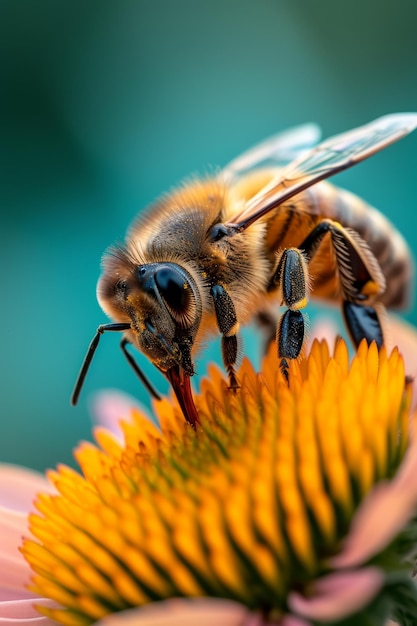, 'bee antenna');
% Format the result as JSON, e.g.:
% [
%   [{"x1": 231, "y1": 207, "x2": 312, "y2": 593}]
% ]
[{"x1": 71, "y1": 322, "x2": 131, "y2": 406}]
